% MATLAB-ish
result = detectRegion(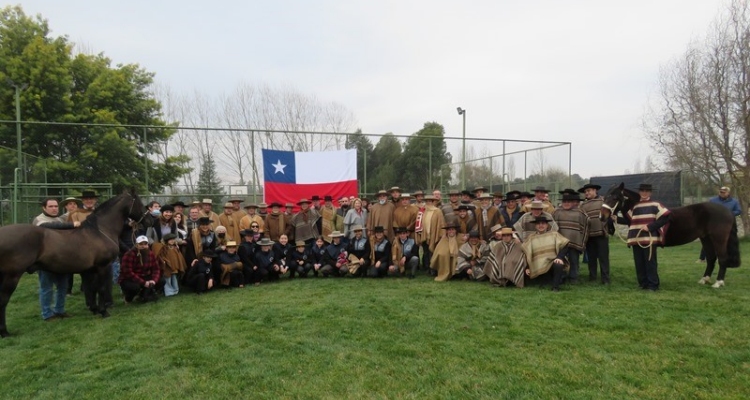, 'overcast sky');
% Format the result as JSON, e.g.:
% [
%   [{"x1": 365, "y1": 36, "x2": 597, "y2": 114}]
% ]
[{"x1": 18, "y1": 0, "x2": 725, "y2": 179}]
